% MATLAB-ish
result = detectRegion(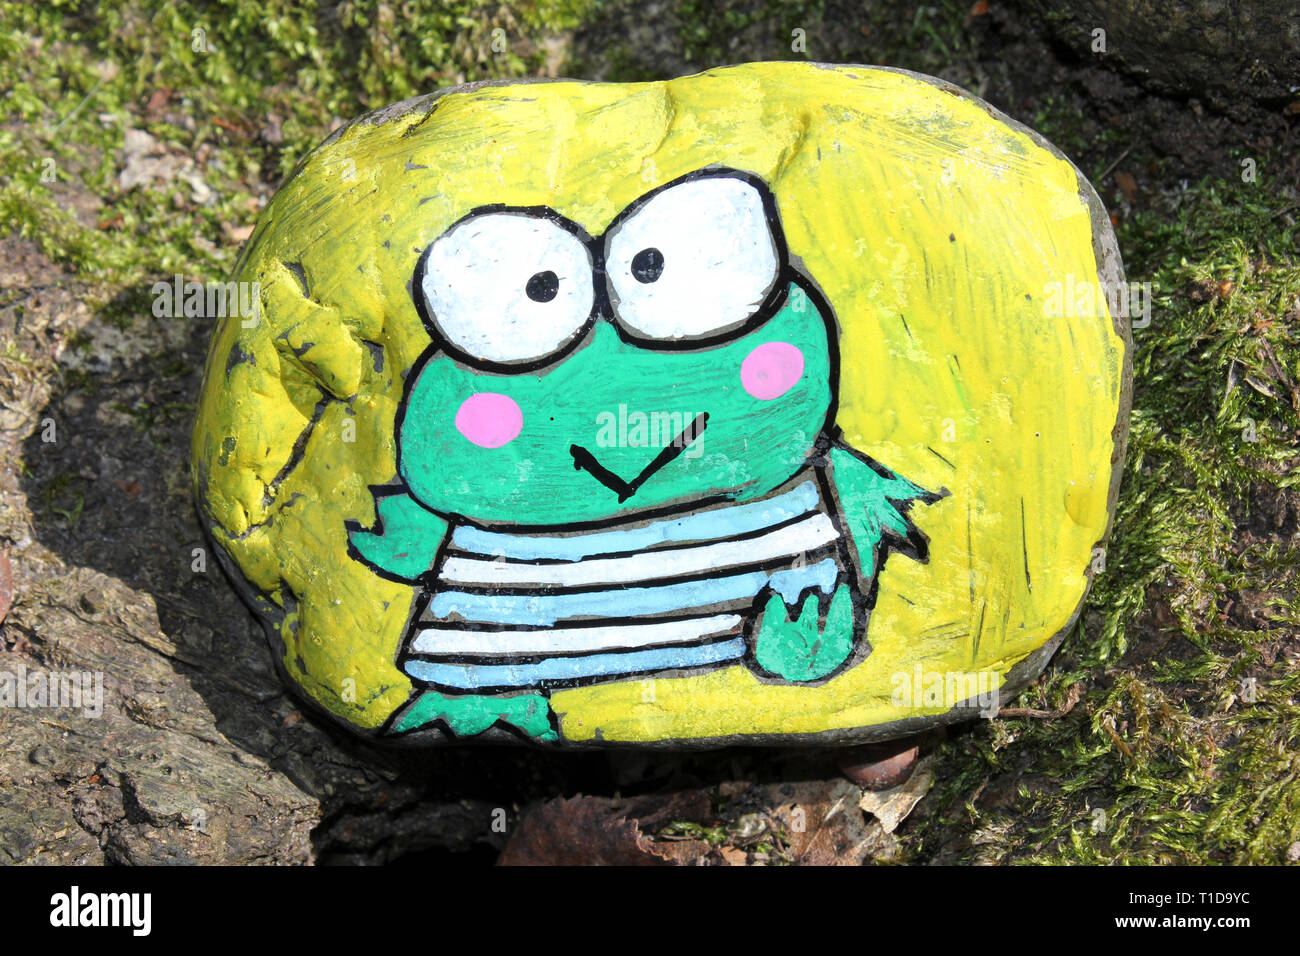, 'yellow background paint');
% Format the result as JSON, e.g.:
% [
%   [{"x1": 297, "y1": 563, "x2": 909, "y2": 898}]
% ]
[{"x1": 191, "y1": 63, "x2": 1125, "y2": 740}]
